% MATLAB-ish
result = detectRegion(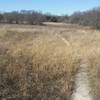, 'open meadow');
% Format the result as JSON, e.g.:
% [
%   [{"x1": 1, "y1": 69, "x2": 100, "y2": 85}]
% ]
[{"x1": 0, "y1": 23, "x2": 100, "y2": 100}]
